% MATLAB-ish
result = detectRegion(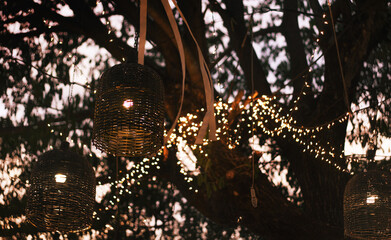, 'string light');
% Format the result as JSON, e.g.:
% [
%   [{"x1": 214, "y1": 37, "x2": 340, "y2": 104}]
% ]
[
  {"x1": 7, "y1": 3, "x2": 369, "y2": 219},
  {"x1": 3, "y1": 3, "x2": 374, "y2": 232},
  {"x1": 166, "y1": 93, "x2": 351, "y2": 174},
  {"x1": 93, "y1": 145, "x2": 200, "y2": 221},
  {"x1": 5, "y1": 69, "x2": 364, "y2": 229}
]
